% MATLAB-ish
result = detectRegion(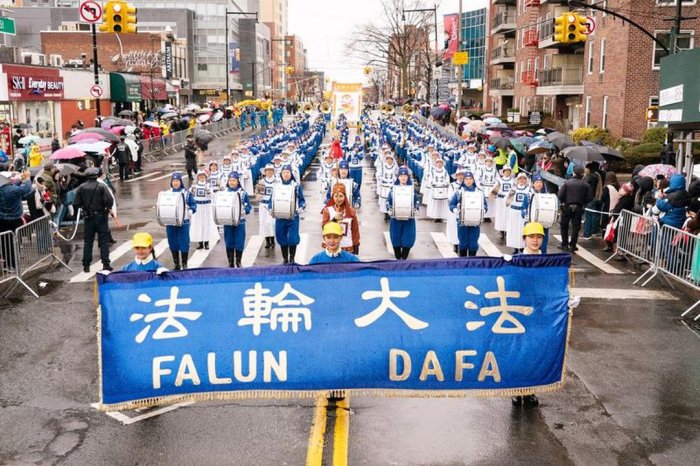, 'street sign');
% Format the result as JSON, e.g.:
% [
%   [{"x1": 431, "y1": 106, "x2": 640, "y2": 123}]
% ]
[
  {"x1": 79, "y1": 0, "x2": 103, "y2": 24},
  {"x1": 0, "y1": 16, "x2": 16, "y2": 36},
  {"x1": 529, "y1": 111, "x2": 542, "y2": 125},
  {"x1": 90, "y1": 84, "x2": 104, "y2": 99},
  {"x1": 584, "y1": 16, "x2": 596, "y2": 35},
  {"x1": 452, "y1": 51, "x2": 469, "y2": 65}
]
